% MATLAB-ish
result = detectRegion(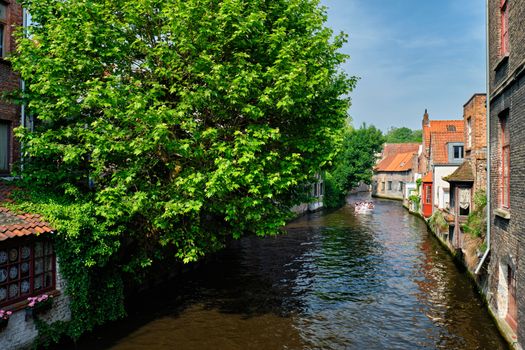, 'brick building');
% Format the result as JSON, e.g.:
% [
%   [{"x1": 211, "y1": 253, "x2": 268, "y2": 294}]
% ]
[
  {"x1": 372, "y1": 143, "x2": 419, "y2": 200},
  {"x1": 0, "y1": 5, "x2": 71, "y2": 349},
  {"x1": 444, "y1": 94, "x2": 487, "y2": 251},
  {"x1": 417, "y1": 111, "x2": 464, "y2": 218},
  {"x1": 0, "y1": 0, "x2": 22, "y2": 175},
  {"x1": 486, "y1": 0, "x2": 525, "y2": 344}
]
